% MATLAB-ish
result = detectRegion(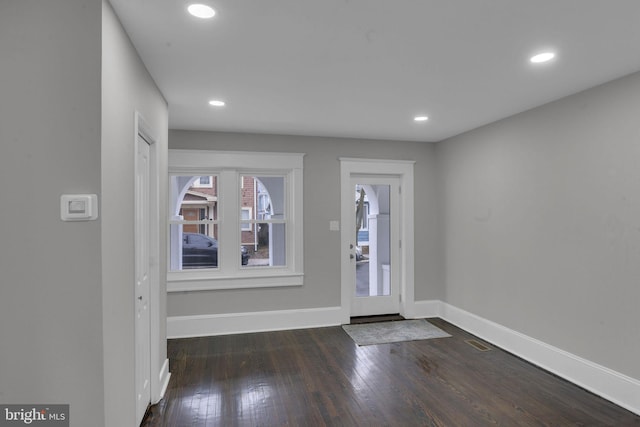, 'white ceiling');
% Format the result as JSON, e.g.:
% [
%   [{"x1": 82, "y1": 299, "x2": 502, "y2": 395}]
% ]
[{"x1": 110, "y1": 0, "x2": 640, "y2": 142}]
